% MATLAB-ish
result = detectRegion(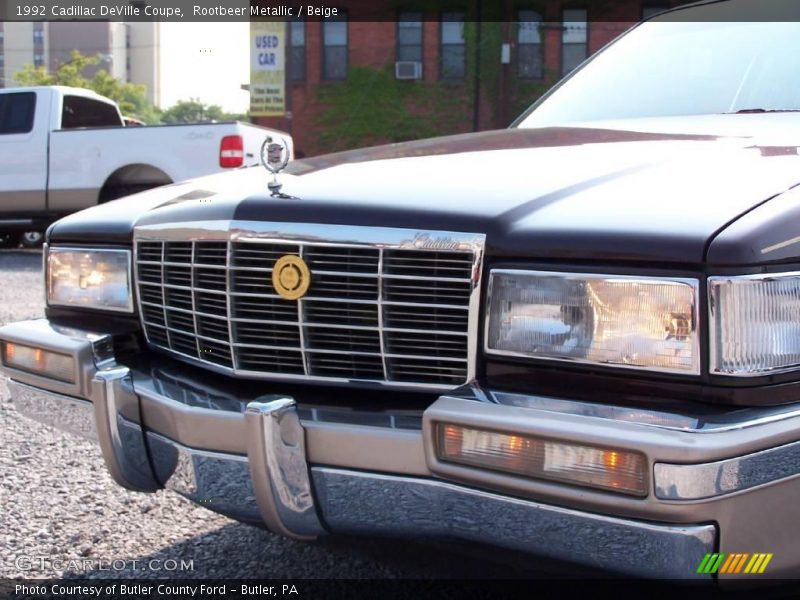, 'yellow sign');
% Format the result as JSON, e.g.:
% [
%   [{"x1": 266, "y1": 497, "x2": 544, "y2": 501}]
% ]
[
  {"x1": 272, "y1": 255, "x2": 311, "y2": 300},
  {"x1": 250, "y1": 21, "x2": 285, "y2": 117}
]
